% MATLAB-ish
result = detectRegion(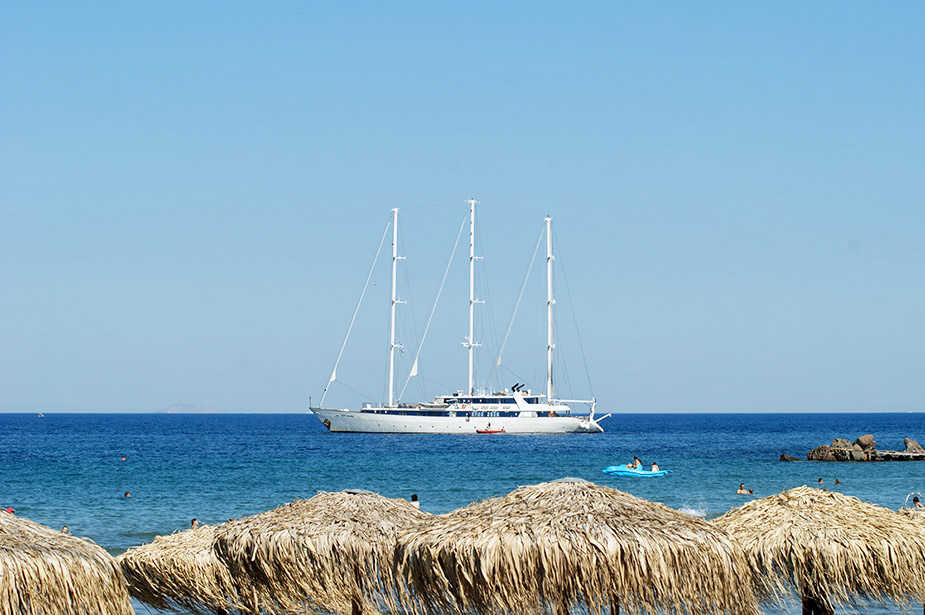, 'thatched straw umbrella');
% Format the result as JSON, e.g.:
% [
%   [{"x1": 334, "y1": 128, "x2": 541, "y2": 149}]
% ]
[
  {"x1": 395, "y1": 478, "x2": 757, "y2": 615},
  {"x1": 900, "y1": 492, "x2": 925, "y2": 519},
  {"x1": 213, "y1": 489, "x2": 431, "y2": 615},
  {"x1": 0, "y1": 511, "x2": 133, "y2": 615},
  {"x1": 117, "y1": 523, "x2": 252, "y2": 614},
  {"x1": 715, "y1": 486, "x2": 925, "y2": 615}
]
